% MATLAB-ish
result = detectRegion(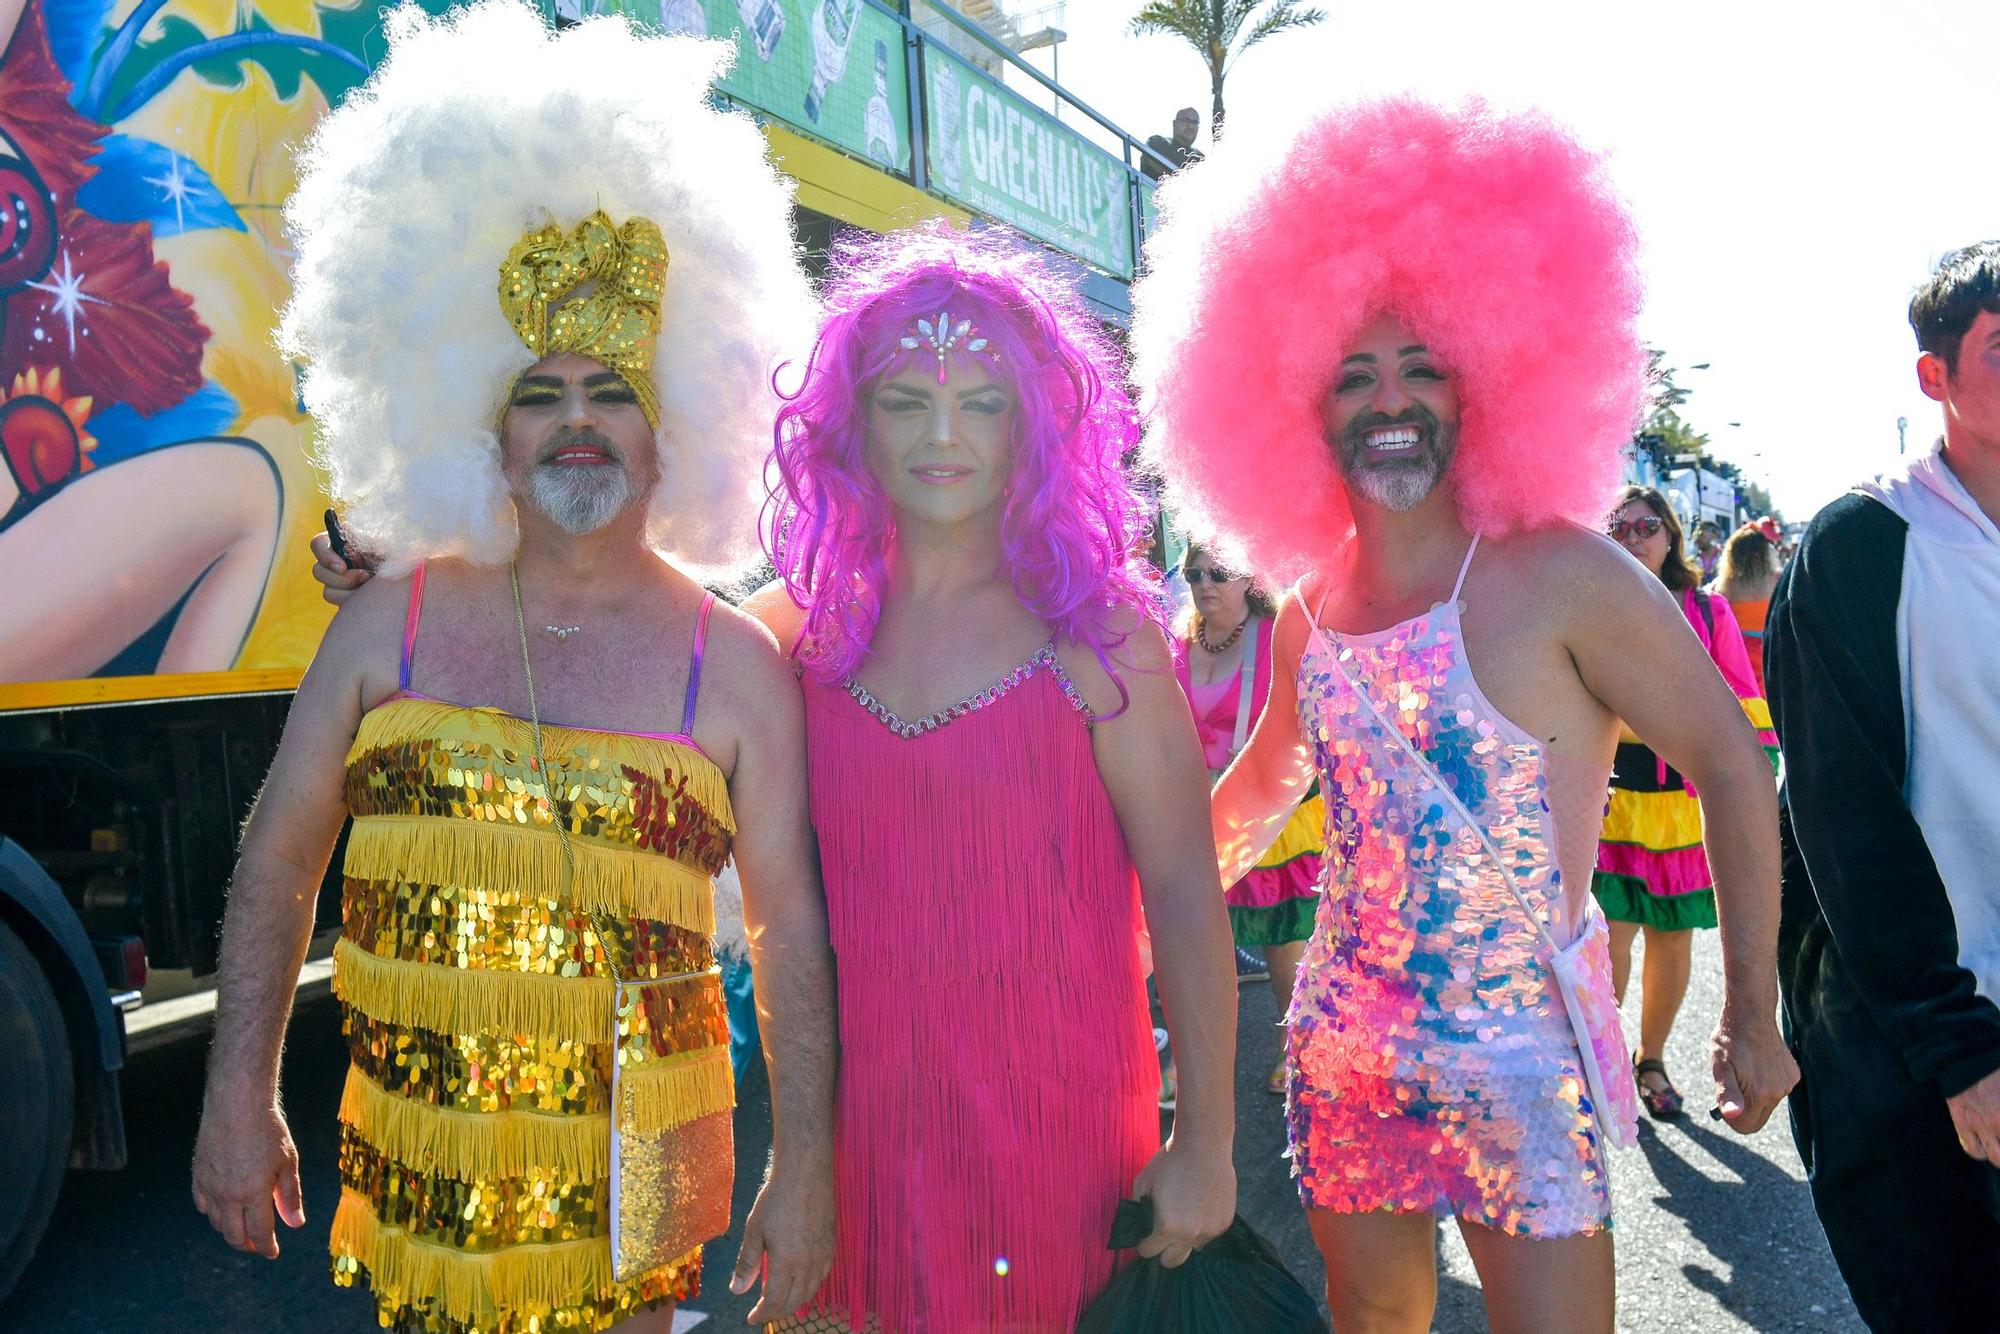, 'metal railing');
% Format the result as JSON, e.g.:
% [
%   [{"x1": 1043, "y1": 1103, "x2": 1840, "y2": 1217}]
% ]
[
  {"x1": 701, "y1": 0, "x2": 1170, "y2": 283},
  {"x1": 909, "y1": 2, "x2": 1176, "y2": 179}
]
